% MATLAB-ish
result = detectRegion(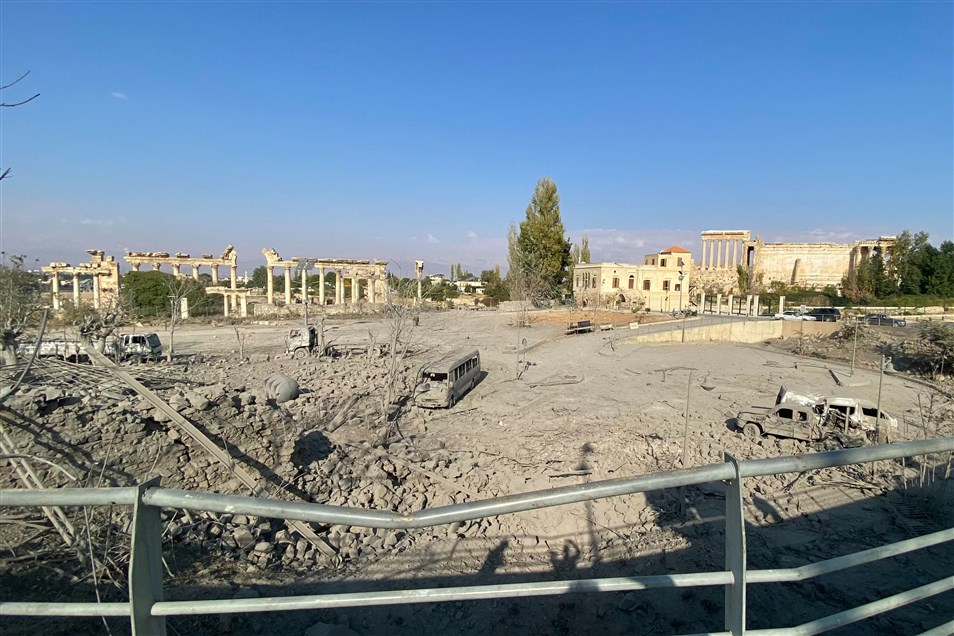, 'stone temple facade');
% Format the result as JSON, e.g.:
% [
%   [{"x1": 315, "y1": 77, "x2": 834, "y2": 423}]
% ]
[{"x1": 694, "y1": 230, "x2": 896, "y2": 294}]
